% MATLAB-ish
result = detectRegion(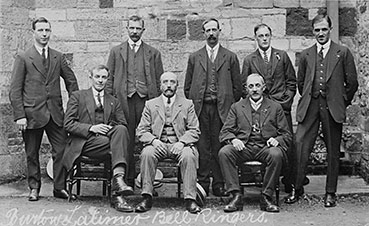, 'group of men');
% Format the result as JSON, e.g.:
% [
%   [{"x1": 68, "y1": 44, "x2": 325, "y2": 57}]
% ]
[{"x1": 9, "y1": 12, "x2": 358, "y2": 214}]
